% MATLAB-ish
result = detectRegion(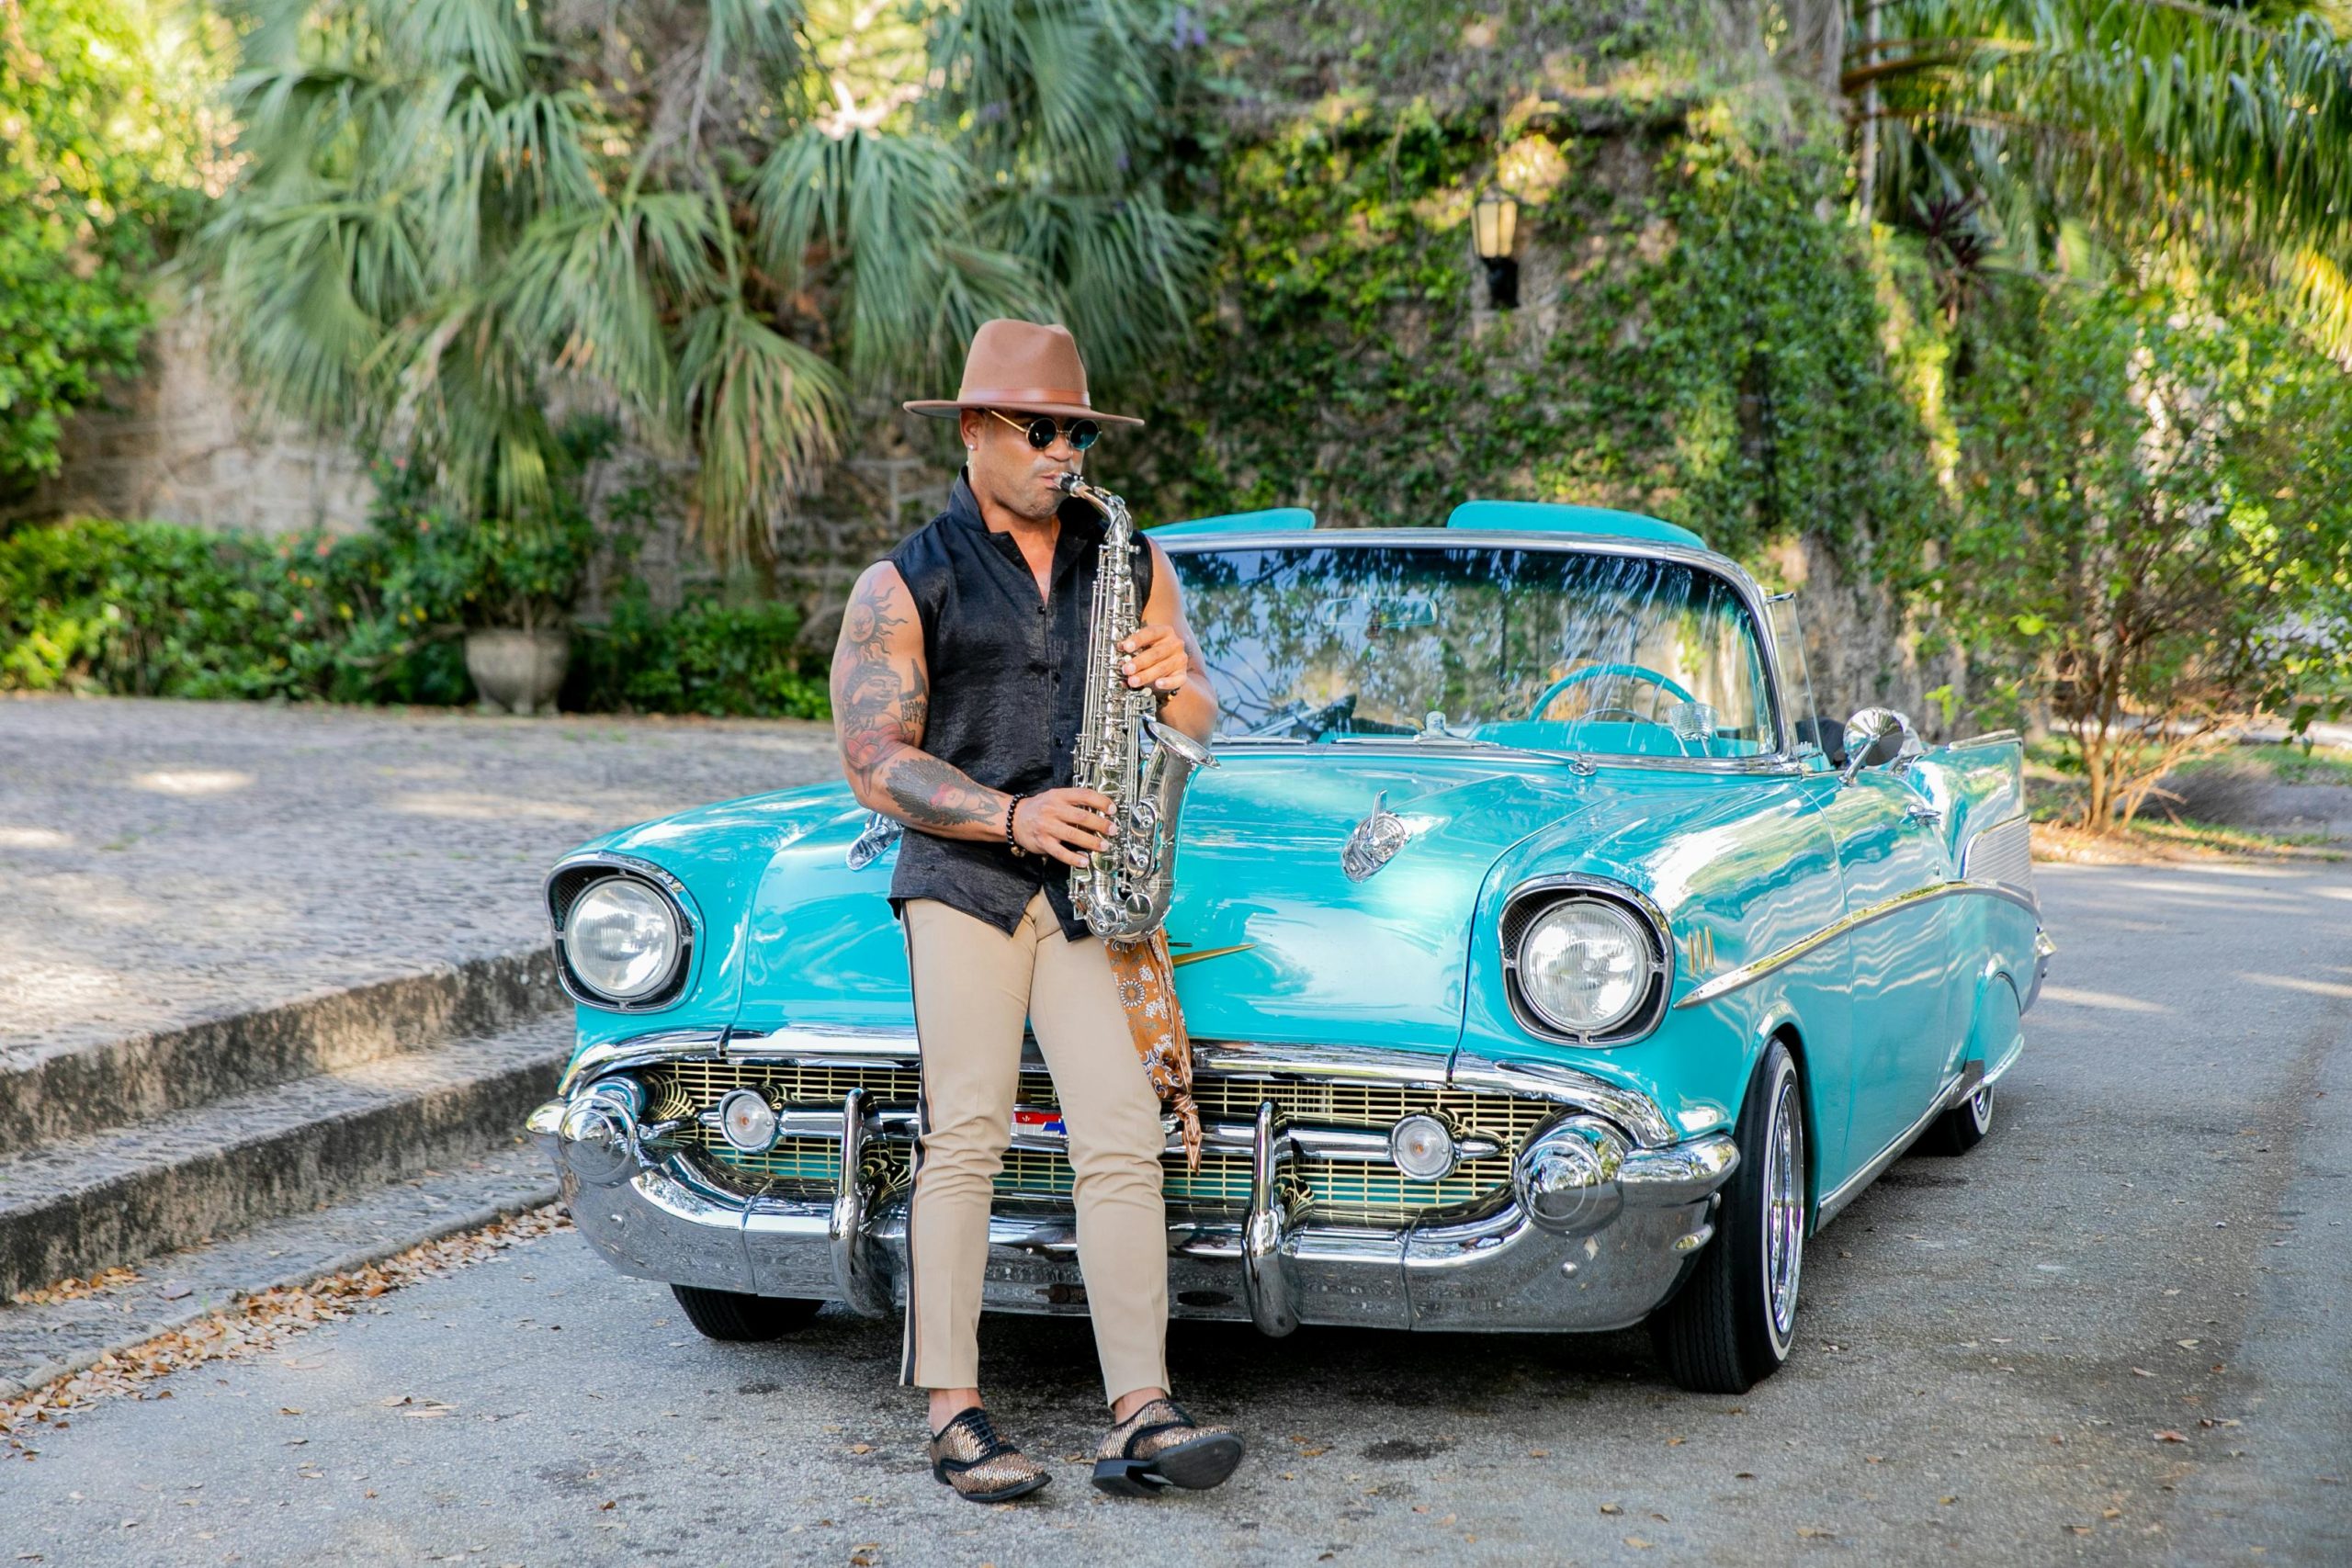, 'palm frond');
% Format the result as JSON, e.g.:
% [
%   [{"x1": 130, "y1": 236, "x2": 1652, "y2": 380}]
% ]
[
  {"x1": 929, "y1": 0, "x2": 1159, "y2": 183},
  {"x1": 493, "y1": 195, "x2": 716, "y2": 429},
  {"x1": 374, "y1": 0, "x2": 533, "y2": 97},
  {"x1": 982, "y1": 191, "x2": 1211, "y2": 376},
  {"x1": 677, "y1": 298, "x2": 848, "y2": 567},
  {"x1": 751, "y1": 125, "x2": 1054, "y2": 382},
  {"x1": 1865, "y1": 1, "x2": 2352, "y2": 352},
  {"x1": 197, "y1": 0, "x2": 1212, "y2": 569}
]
